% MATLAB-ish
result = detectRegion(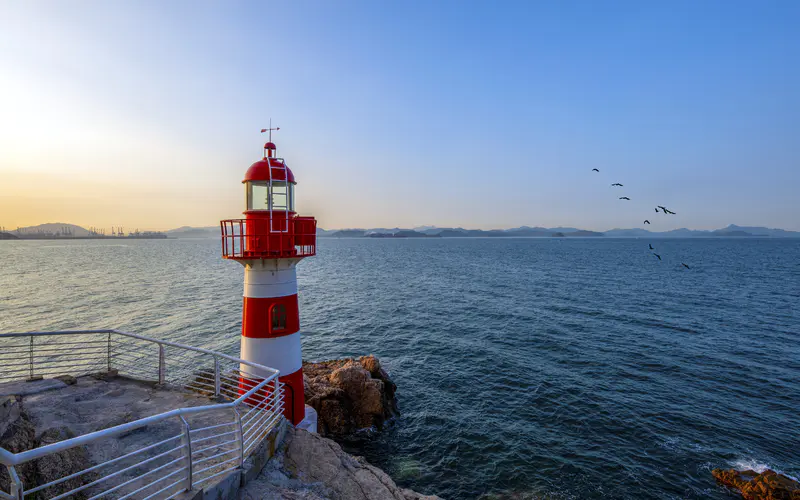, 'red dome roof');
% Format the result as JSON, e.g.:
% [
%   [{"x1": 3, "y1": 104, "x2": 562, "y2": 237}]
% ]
[
  {"x1": 264, "y1": 142, "x2": 277, "y2": 150},
  {"x1": 243, "y1": 158, "x2": 296, "y2": 183}
]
